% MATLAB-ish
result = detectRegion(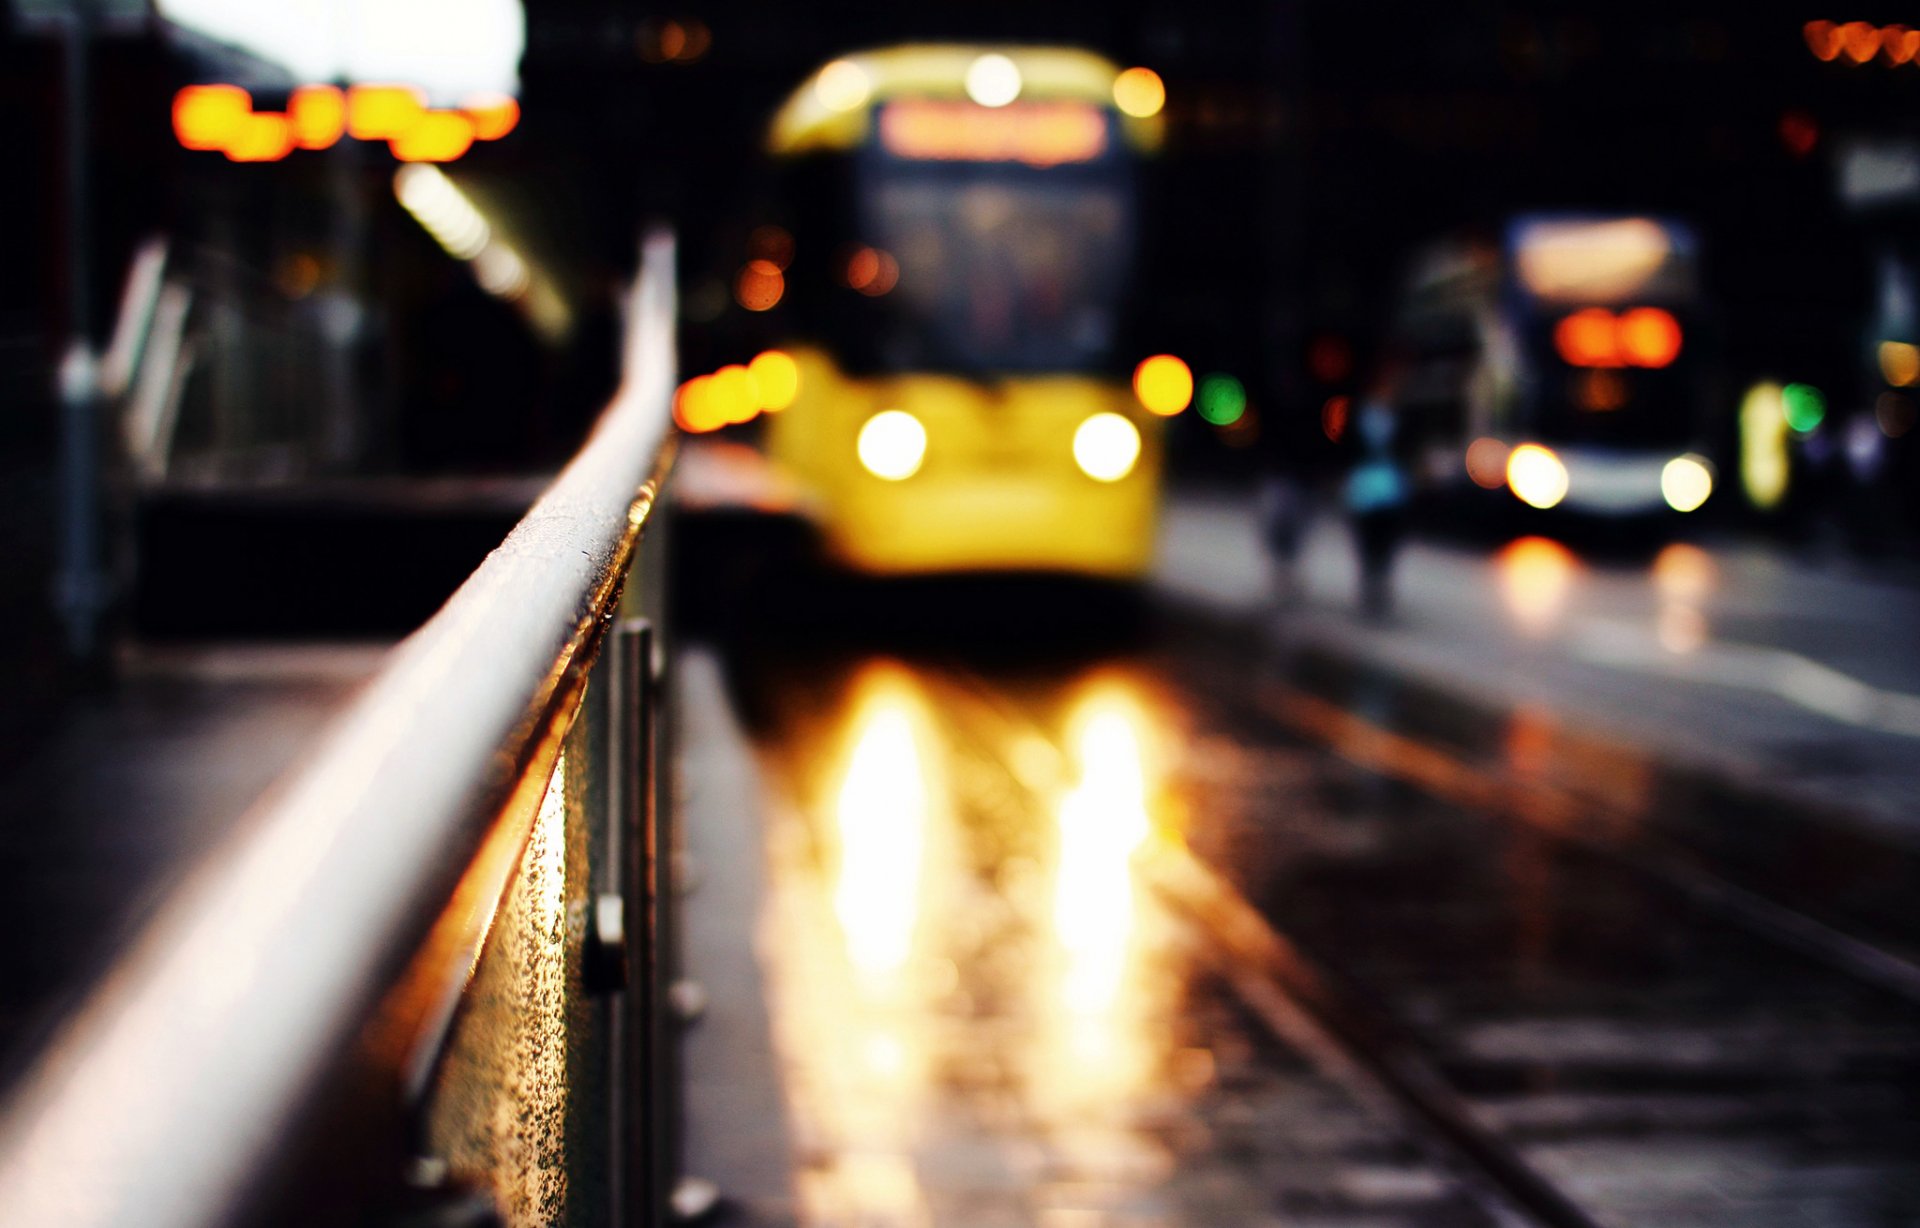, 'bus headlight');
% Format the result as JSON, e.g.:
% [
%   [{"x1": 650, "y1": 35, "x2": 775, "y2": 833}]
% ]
[
  {"x1": 1073, "y1": 412, "x2": 1141, "y2": 482},
  {"x1": 1661, "y1": 454, "x2": 1713, "y2": 513},
  {"x1": 857, "y1": 410, "x2": 926, "y2": 480},
  {"x1": 1506, "y1": 443, "x2": 1569, "y2": 509}
]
